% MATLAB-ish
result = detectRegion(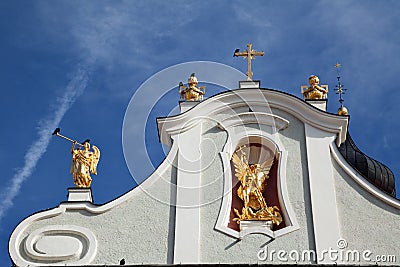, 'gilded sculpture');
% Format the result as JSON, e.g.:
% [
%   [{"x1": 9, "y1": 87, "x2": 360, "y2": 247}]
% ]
[
  {"x1": 301, "y1": 75, "x2": 328, "y2": 100},
  {"x1": 52, "y1": 128, "x2": 100, "y2": 187},
  {"x1": 70, "y1": 140, "x2": 100, "y2": 188},
  {"x1": 232, "y1": 146, "x2": 282, "y2": 226},
  {"x1": 179, "y1": 73, "x2": 206, "y2": 101},
  {"x1": 233, "y1": 43, "x2": 265, "y2": 81}
]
